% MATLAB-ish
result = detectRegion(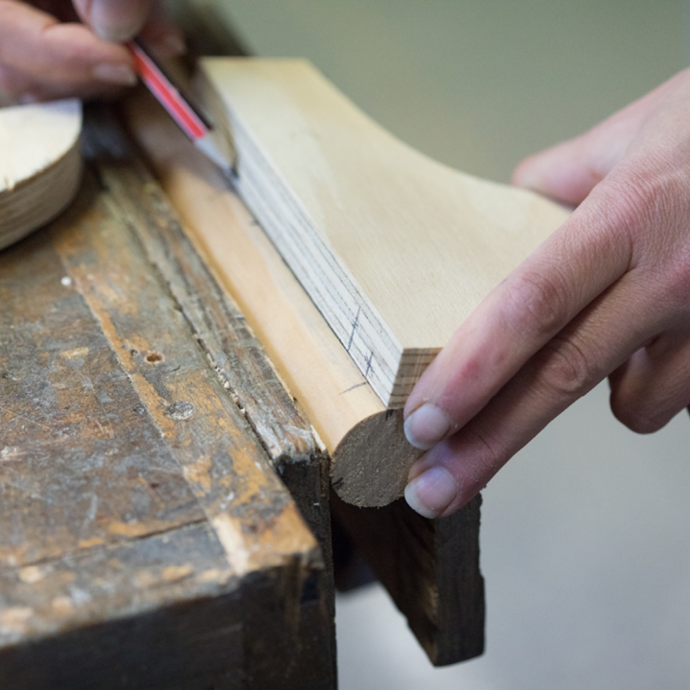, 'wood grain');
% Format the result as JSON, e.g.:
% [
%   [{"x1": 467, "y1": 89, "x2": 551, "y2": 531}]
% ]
[
  {"x1": 198, "y1": 58, "x2": 570, "y2": 407},
  {"x1": 86, "y1": 106, "x2": 337, "y2": 683},
  {"x1": 0, "y1": 100, "x2": 83, "y2": 250},
  {"x1": 332, "y1": 493, "x2": 484, "y2": 665}
]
